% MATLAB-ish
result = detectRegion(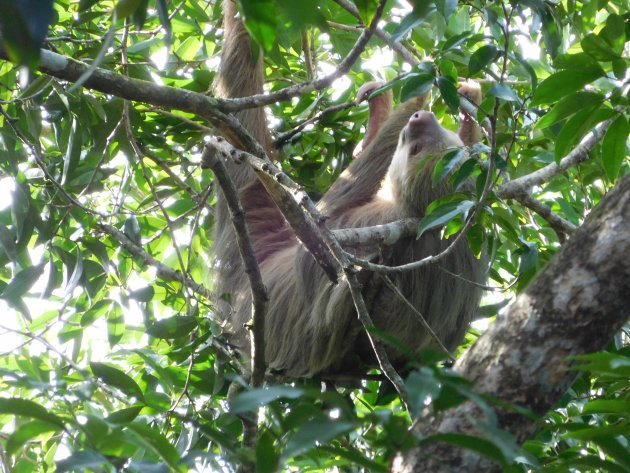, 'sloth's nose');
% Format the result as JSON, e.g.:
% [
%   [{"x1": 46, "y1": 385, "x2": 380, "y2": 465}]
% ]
[{"x1": 408, "y1": 111, "x2": 439, "y2": 134}]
